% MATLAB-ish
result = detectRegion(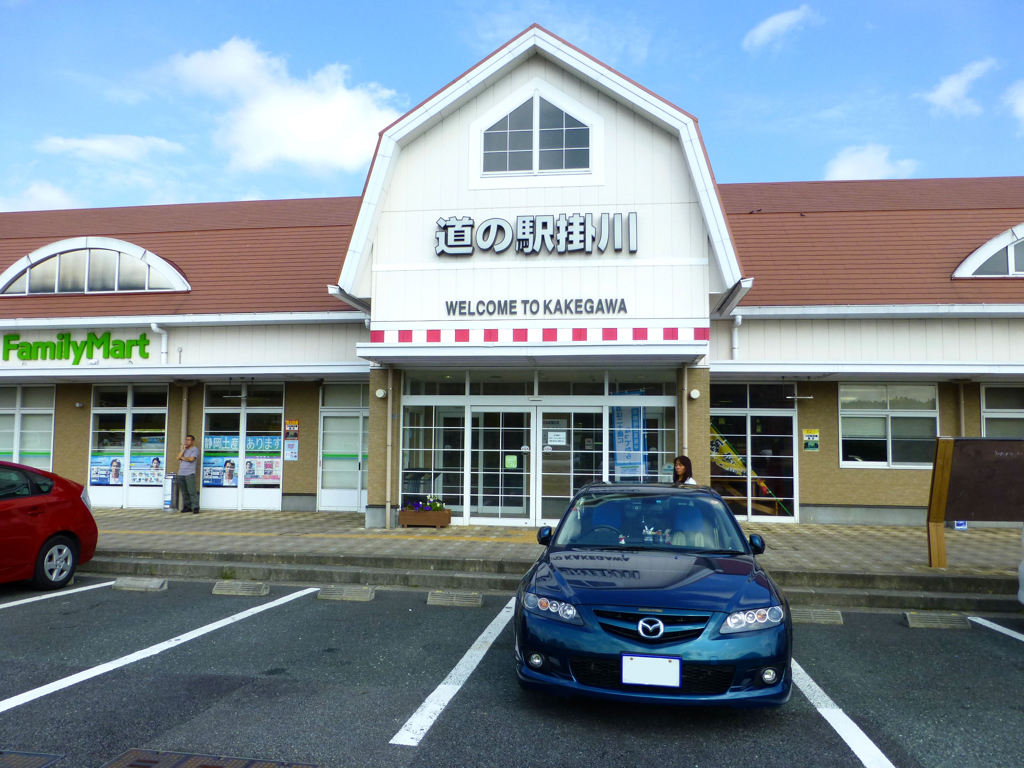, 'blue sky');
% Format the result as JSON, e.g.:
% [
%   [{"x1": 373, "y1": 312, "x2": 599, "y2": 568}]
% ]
[{"x1": 2, "y1": 0, "x2": 1022, "y2": 211}]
